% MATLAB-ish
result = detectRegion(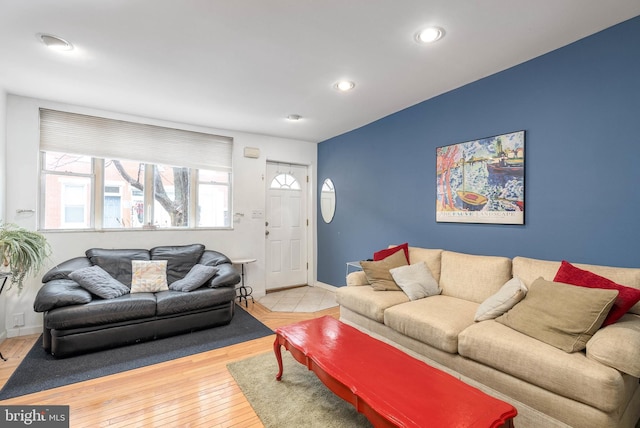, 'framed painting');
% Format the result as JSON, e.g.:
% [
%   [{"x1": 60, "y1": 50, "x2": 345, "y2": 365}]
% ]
[{"x1": 436, "y1": 130, "x2": 525, "y2": 224}]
